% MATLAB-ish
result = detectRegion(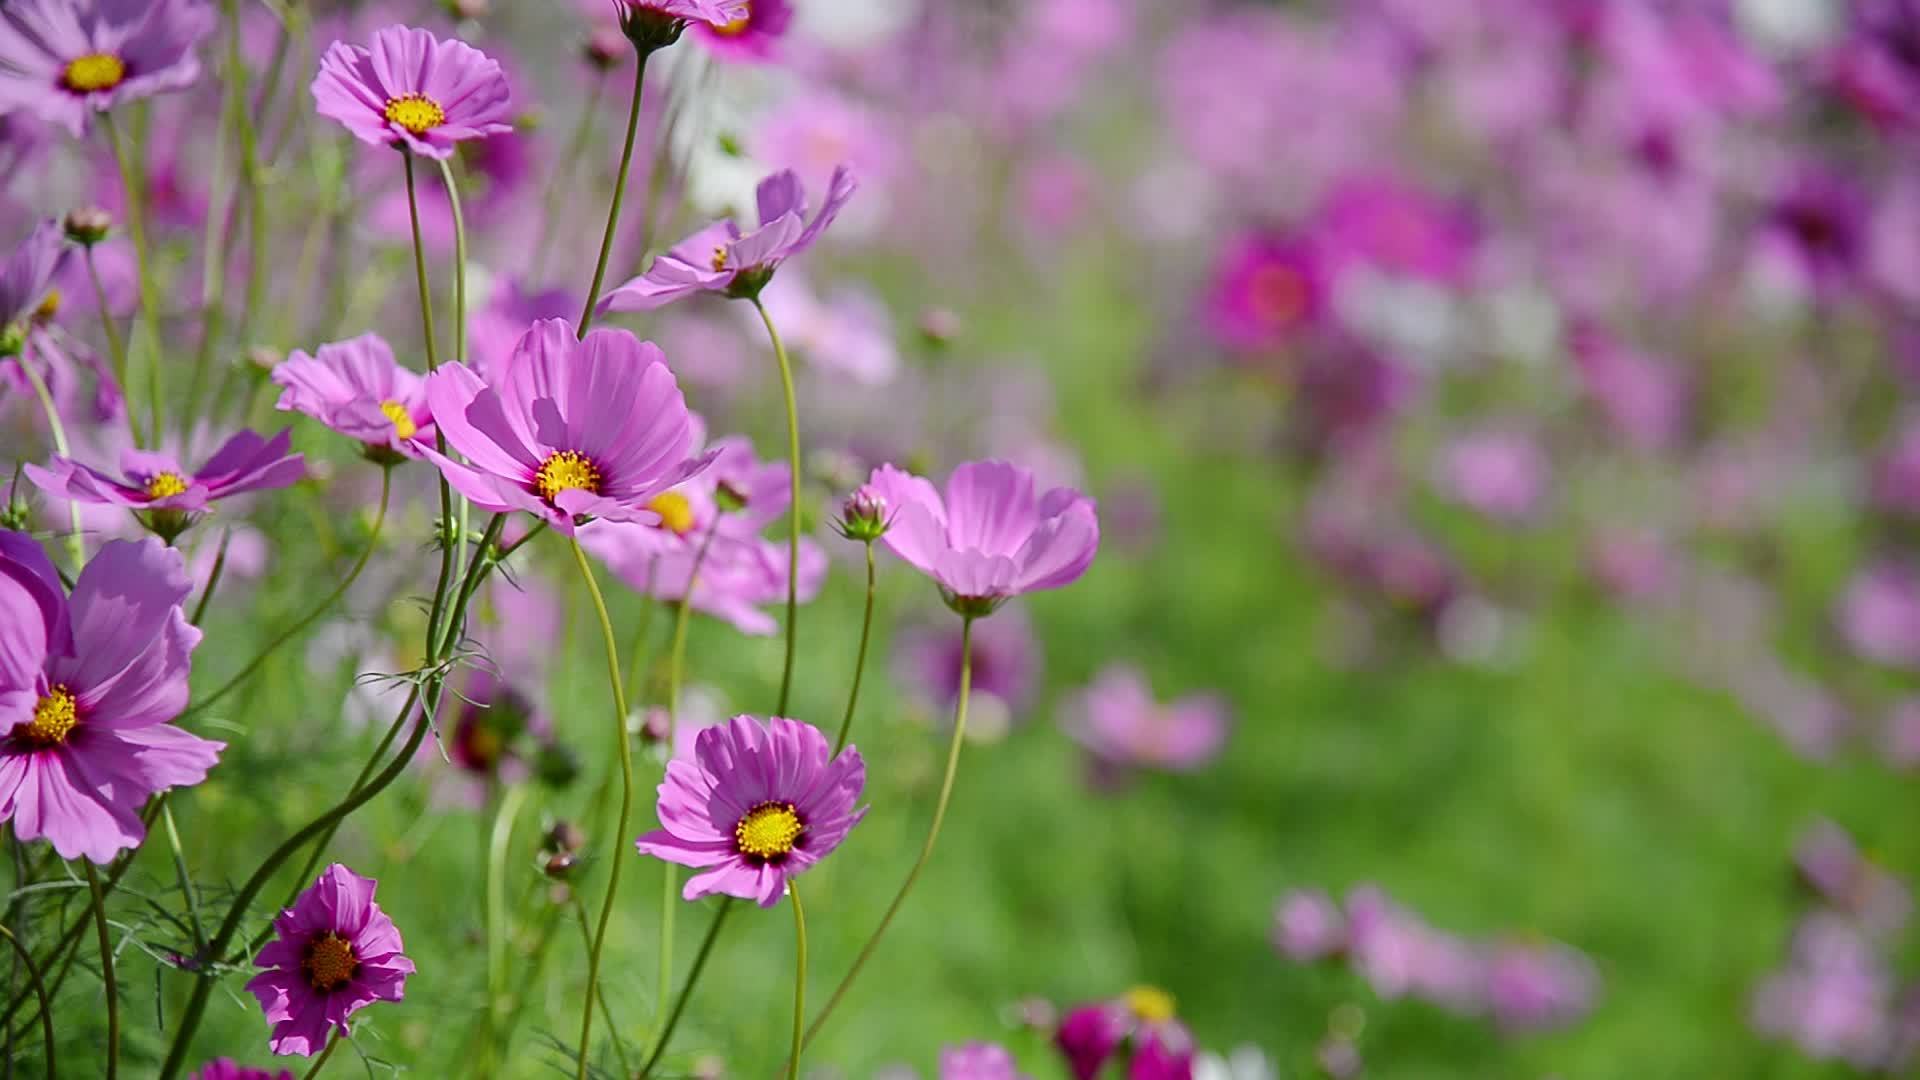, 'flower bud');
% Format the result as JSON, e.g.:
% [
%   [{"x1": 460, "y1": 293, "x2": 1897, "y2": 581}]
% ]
[
  {"x1": 837, "y1": 487, "x2": 888, "y2": 542},
  {"x1": 545, "y1": 820, "x2": 587, "y2": 855},
  {"x1": 63, "y1": 206, "x2": 112, "y2": 246},
  {"x1": 583, "y1": 26, "x2": 628, "y2": 69},
  {"x1": 714, "y1": 478, "x2": 749, "y2": 513},
  {"x1": 618, "y1": 3, "x2": 691, "y2": 54},
  {"x1": 918, "y1": 307, "x2": 962, "y2": 347},
  {"x1": 445, "y1": 0, "x2": 489, "y2": 18},
  {"x1": 544, "y1": 852, "x2": 577, "y2": 880}
]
